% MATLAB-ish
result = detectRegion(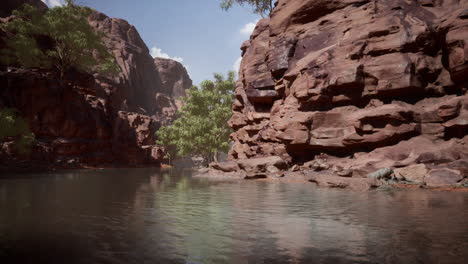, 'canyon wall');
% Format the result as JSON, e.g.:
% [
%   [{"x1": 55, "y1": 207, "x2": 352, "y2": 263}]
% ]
[
  {"x1": 0, "y1": 1, "x2": 191, "y2": 170},
  {"x1": 155, "y1": 58, "x2": 192, "y2": 109},
  {"x1": 228, "y1": 0, "x2": 468, "y2": 177}
]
